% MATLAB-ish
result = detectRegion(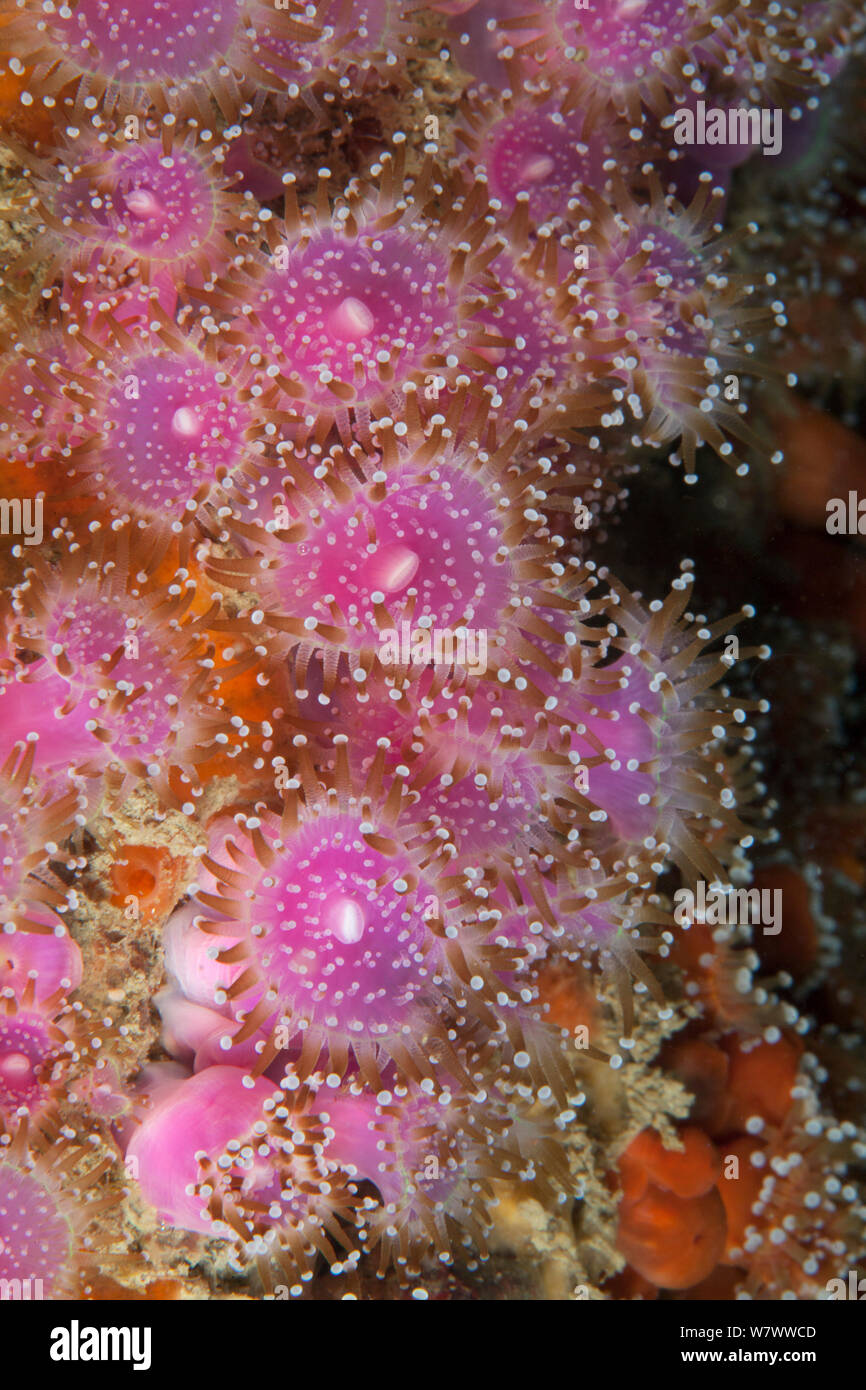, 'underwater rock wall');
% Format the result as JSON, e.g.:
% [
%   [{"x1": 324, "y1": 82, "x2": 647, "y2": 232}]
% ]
[{"x1": 0, "y1": 0, "x2": 864, "y2": 1302}]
